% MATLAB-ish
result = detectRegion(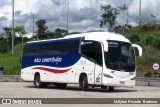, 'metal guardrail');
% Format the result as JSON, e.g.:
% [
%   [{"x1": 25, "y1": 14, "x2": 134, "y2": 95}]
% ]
[
  {"x1": 136, "y1": 77, "x2": 160, "y2": 86},
  {"x1": 0, "y1": 76, "x2": 159, "y2": 86},
  {"x1": 0, "y1": 75, "x2": 23, "y2": 82}
]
